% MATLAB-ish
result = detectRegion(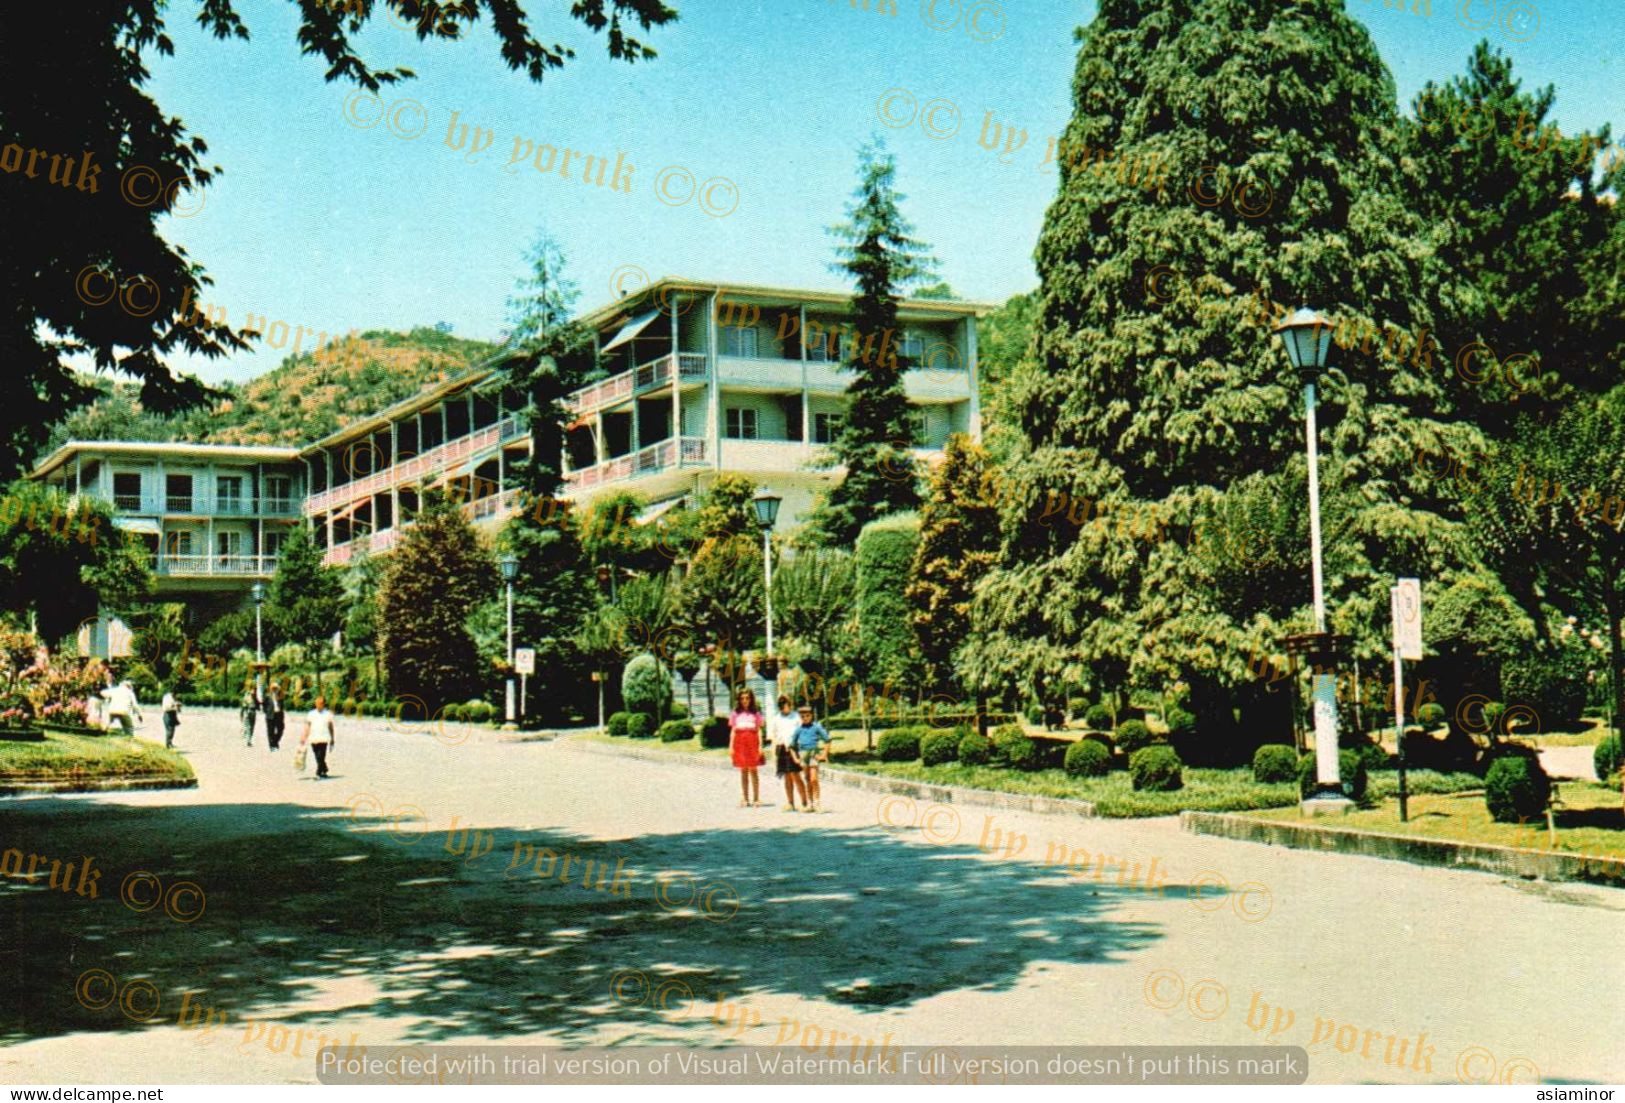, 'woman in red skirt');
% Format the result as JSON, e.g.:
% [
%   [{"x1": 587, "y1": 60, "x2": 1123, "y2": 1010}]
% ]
[{"x1": 730, "y1": 687, "x2": 766, "y2": 807}]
